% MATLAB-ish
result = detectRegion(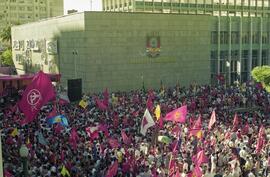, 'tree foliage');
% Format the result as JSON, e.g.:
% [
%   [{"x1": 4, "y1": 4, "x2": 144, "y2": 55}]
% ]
[
  {"x1": 1, "y1": 49, "x2": 13, "y2": 66},
  {"x1": 0, "y1": 25, "x2": 11, "y2": 44},
  {"x1": 251, "y1": 66, "x2": 270, "y2": 92}
]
